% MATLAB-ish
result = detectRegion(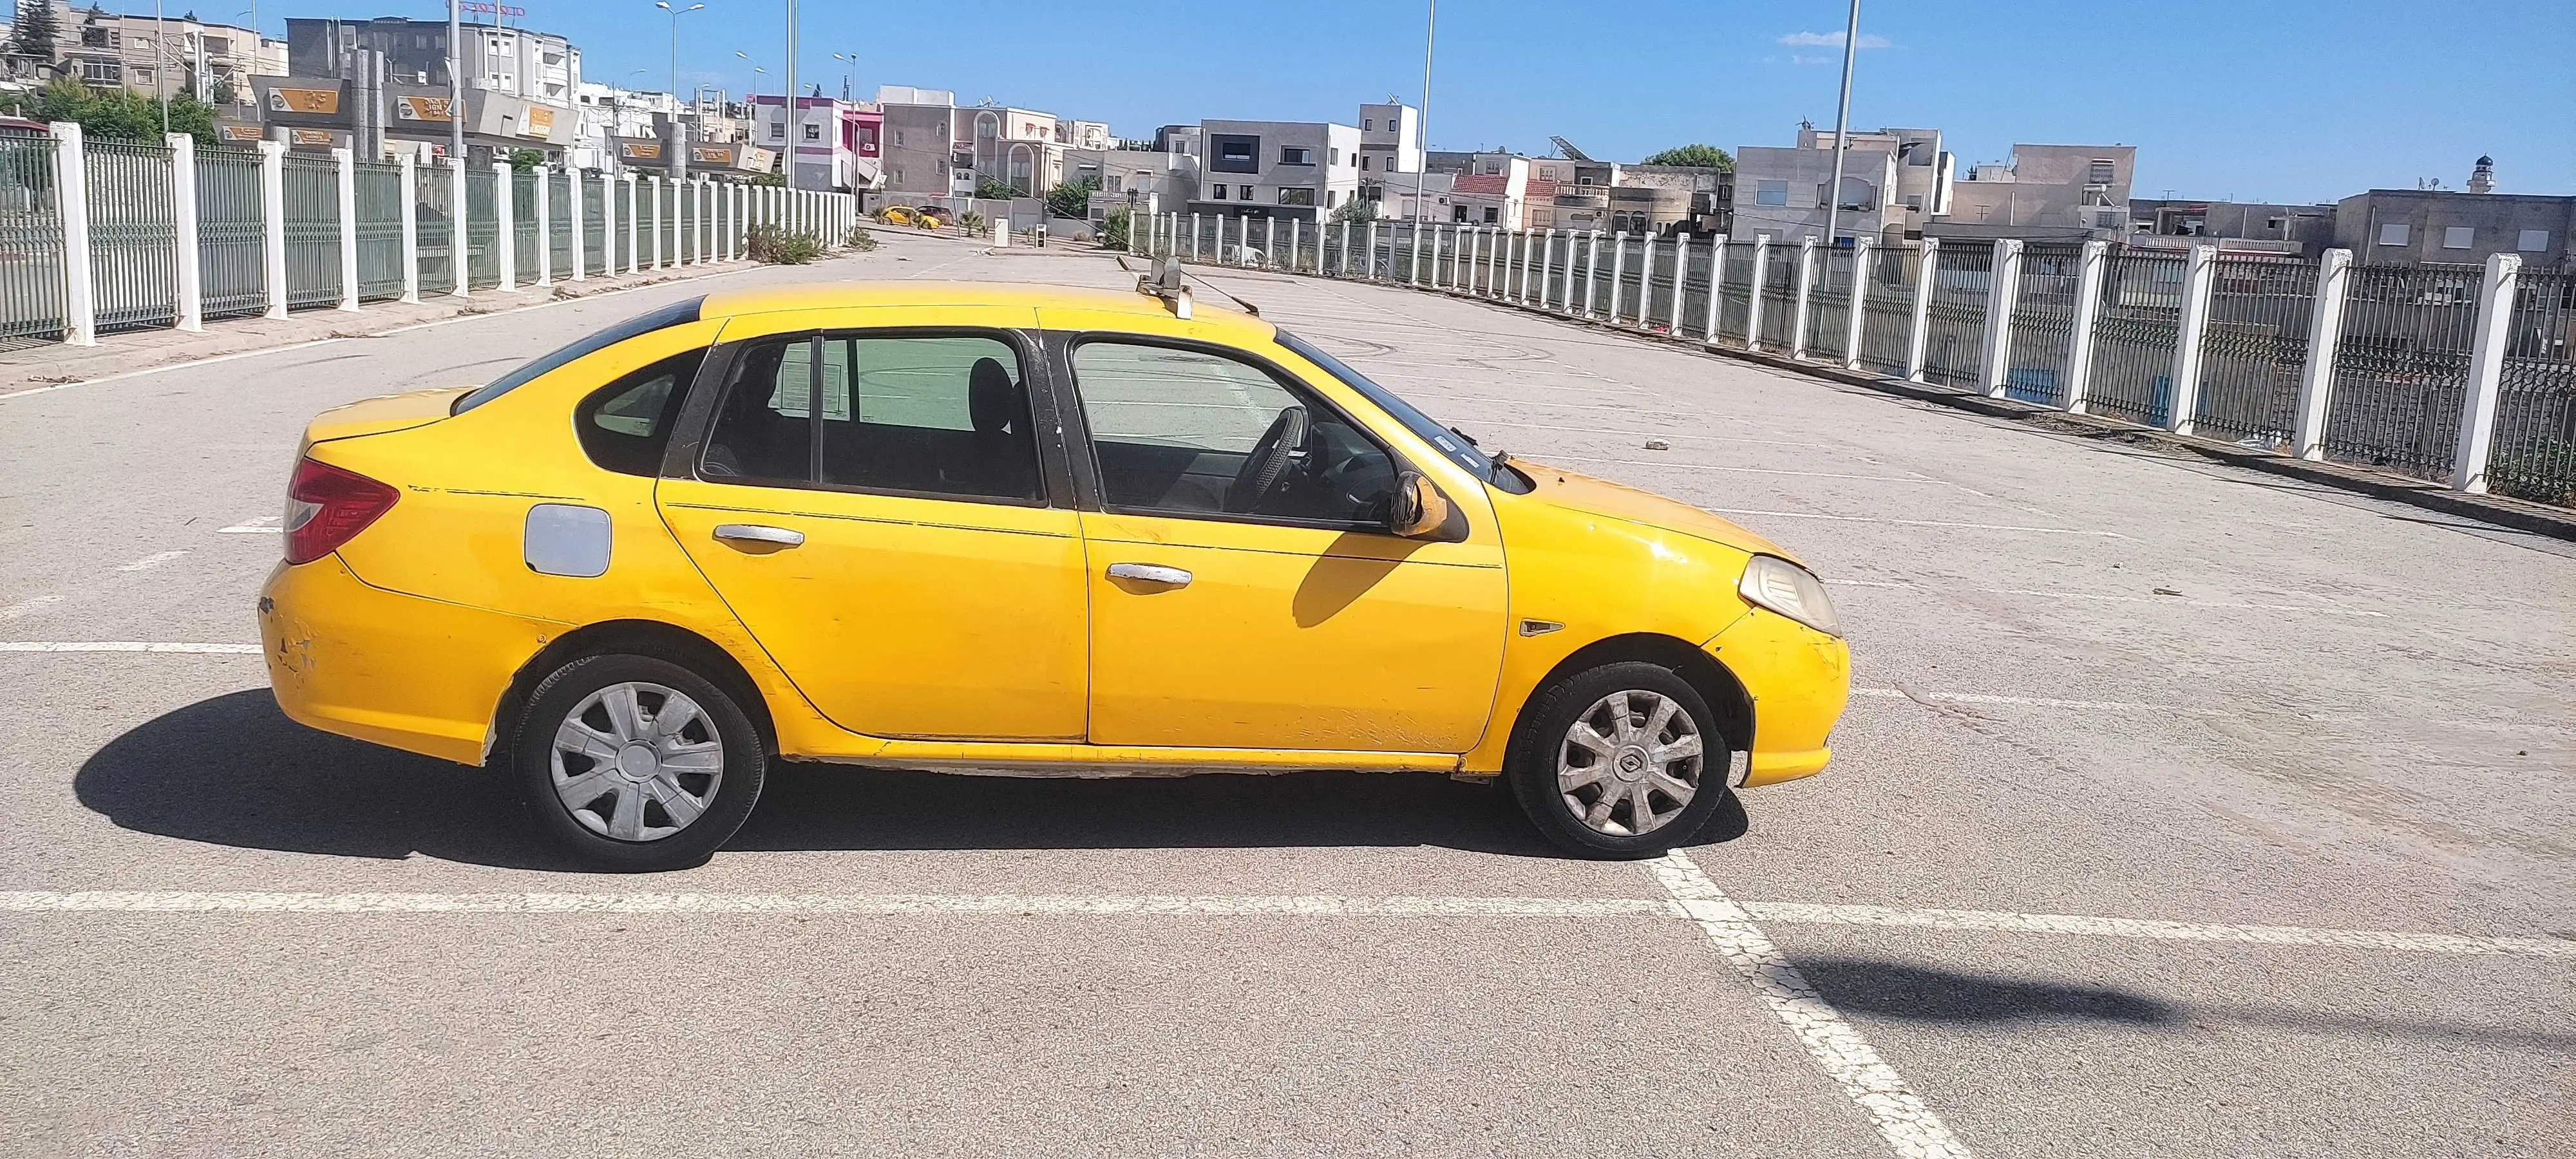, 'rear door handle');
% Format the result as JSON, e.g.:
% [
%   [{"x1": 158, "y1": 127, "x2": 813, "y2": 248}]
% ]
[
  {"x1": 1106, "y1": 562, "x2": 1191, "y2": 587},
  {"x1": 714, "y1": 523, "x2": 804, "y2": 548}
]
